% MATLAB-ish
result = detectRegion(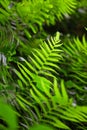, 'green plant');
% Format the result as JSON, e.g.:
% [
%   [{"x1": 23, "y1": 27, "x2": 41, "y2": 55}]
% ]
[
  {"x1": 62, "y1": 36, "x2": 87, "y2": 85},
  {"x1": 0, "y1": 0, "x2": 87, "y2": 130},
  {"x1": 0, "y1": 0, "x2": 77, "y2": 39},
  {"x1": 15, "y1": 33, "x2": 87, "y2": 129},
  {"x1": 15, "y1": 32, "x2": 62, "y2": 87},
  {"x1": 16, "y1": 78, "x2": 87, "y2": 130}
]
